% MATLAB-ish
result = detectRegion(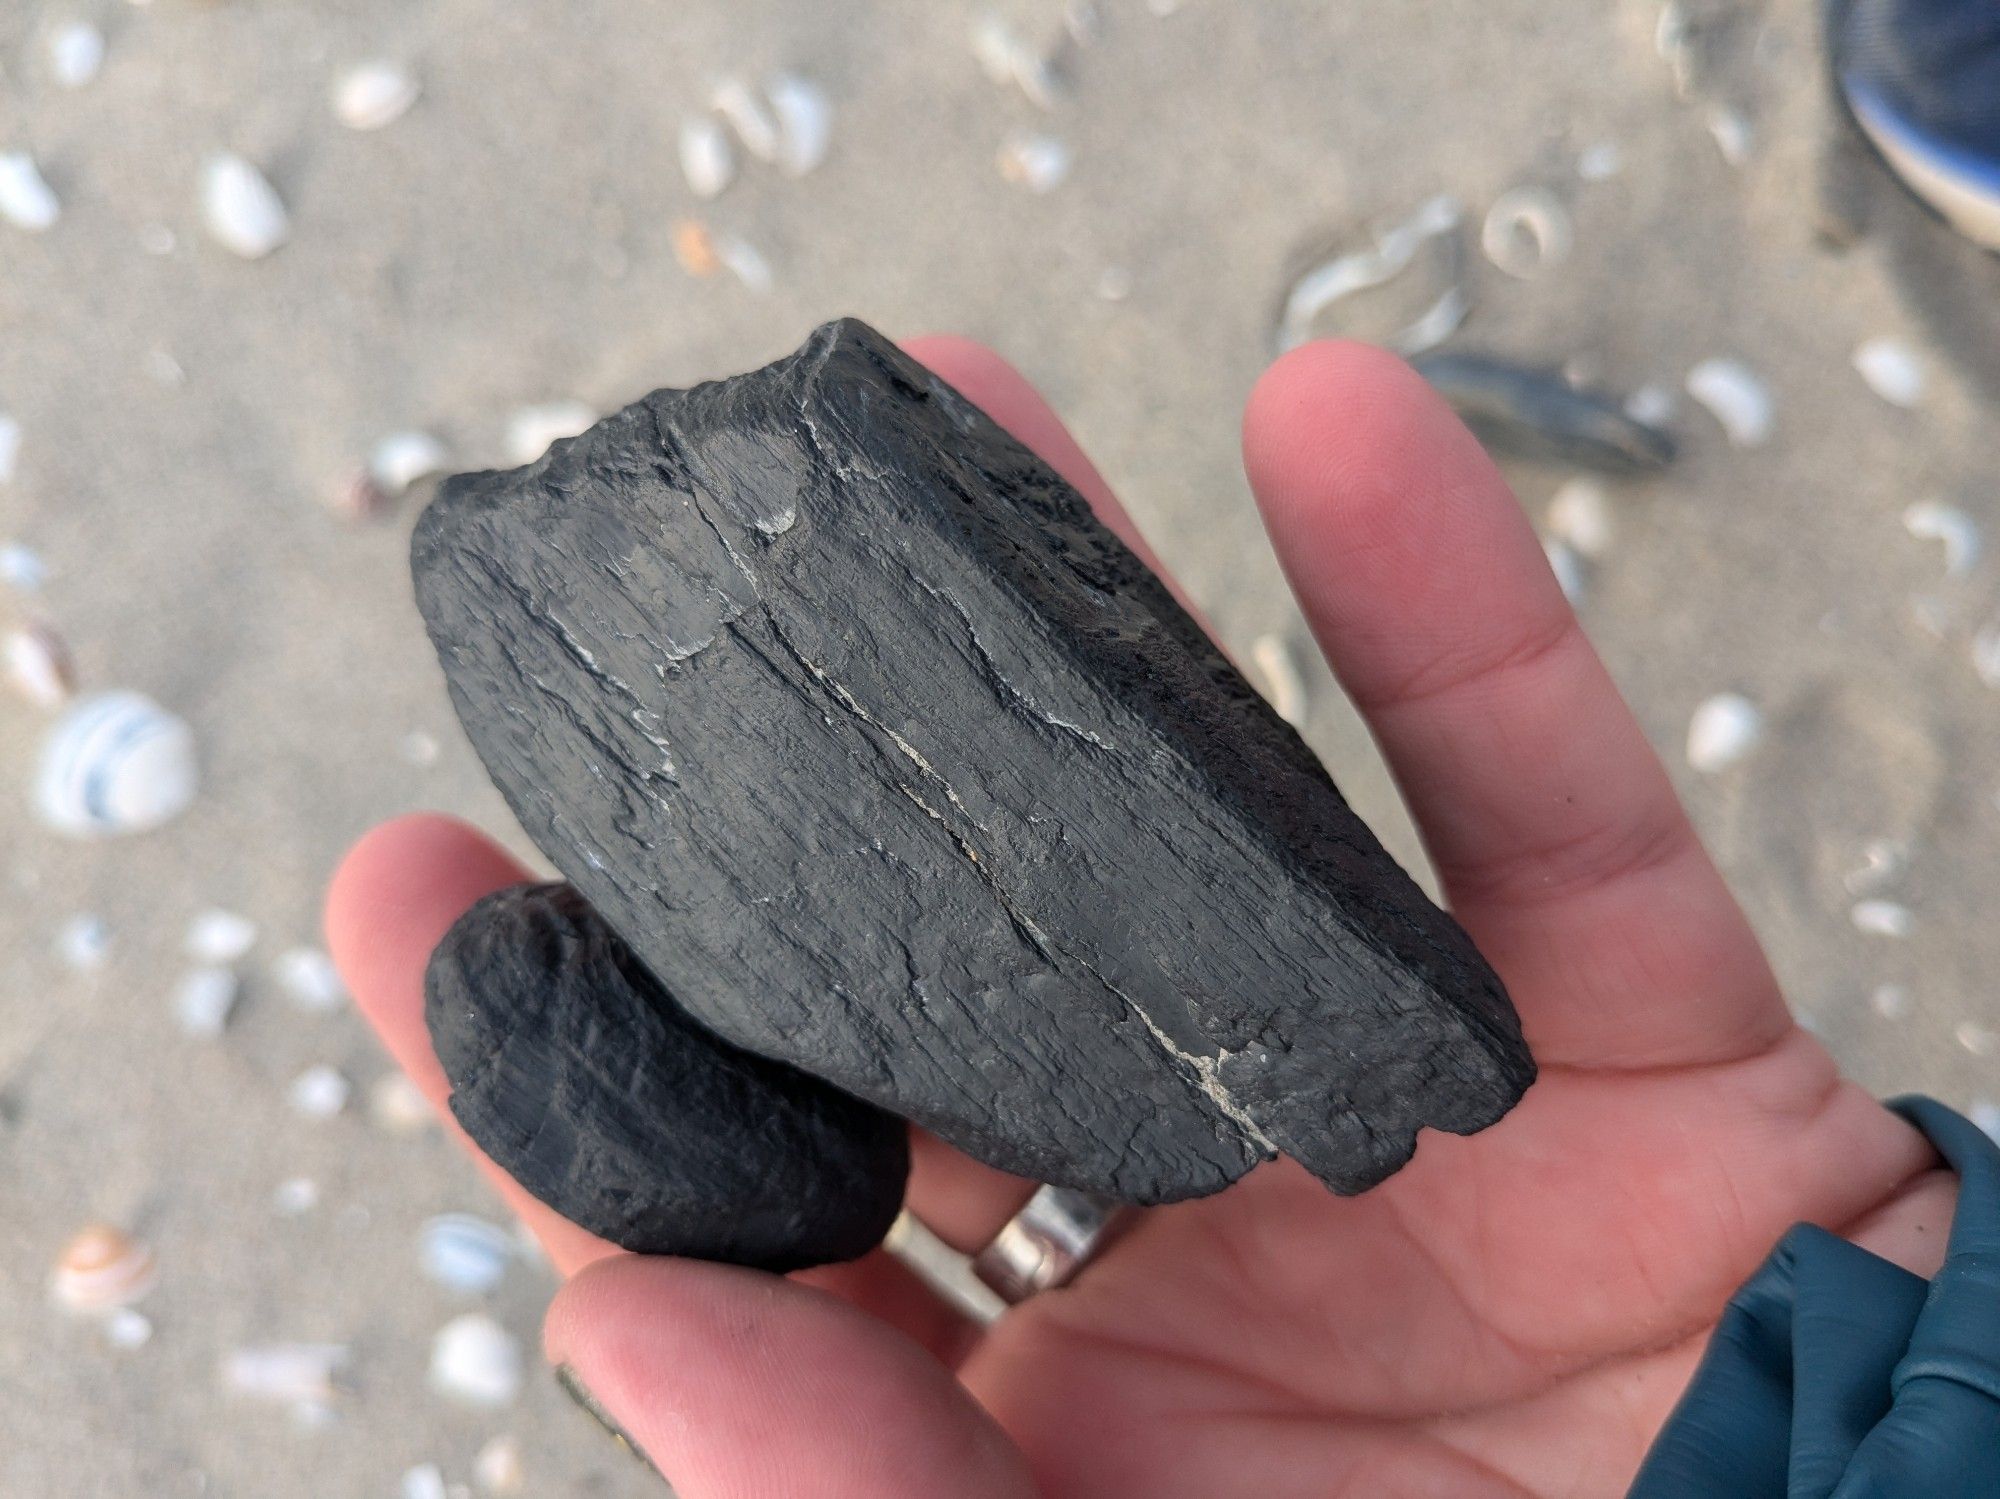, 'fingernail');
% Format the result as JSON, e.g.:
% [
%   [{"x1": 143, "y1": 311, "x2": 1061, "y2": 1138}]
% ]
[{"x1": 554, "y1": 1363, "x2": 664, "y2": 1481}]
